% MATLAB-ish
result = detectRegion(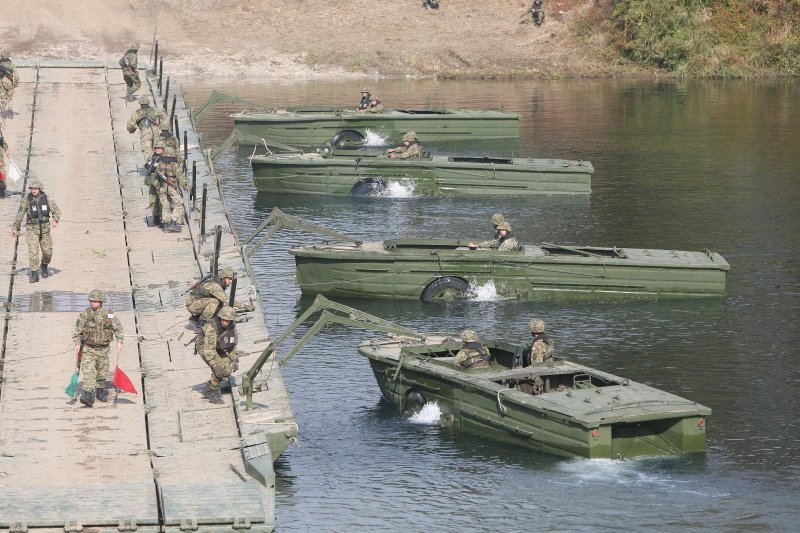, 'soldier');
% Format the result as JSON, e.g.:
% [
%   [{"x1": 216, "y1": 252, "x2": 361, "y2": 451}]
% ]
[
  {"x1": 155, "y1": 145, "x2": 187, "y2": 233},
  {"x1": 127, "y1": 95, "x2": 169, "y2": 163},
  {"x1": 0, "y1": 49, "x2": 20, "y2": 118},
  {"x1": 527, "y1": 318, "x2": 554, "y2": 364},
  {"x1": 454, "y1": 329, "x2": 491, "y2": 368},
  {"x1": 119, "y1": 43, "x2": 141, "y2": 100},
  {"x1": 357, "y1": 87, "x2": 371, "y2": 110},
  {"x1": 11, "y1": 181, "x2": 61, "y2": 282},
  {"x1": 186, "y1": 267, "x2": 252, "y2": 322},
  {"x1": 468, "y1": 213, "x2": 506, "y2": 250},
  {"x1": 365, "y1": 98, "x2": 384, "y2": 113},
  {"x1": 387, "y1": 131, "x2": 424, "y2": 159},
  {"x1": 0, "y1": 131, "x2": 10, "y2": 198},
  {"x1": 144, "y1": 139, "x2": 167, "y2": 226},
  {"x1": 158, "y1": 125, "x2": 184, "y2": 165},
  {"x1": 196, "y1": 305, "x2": 239, "y2": 404},
  {"x1": 531, "y1": 0, "x2": 545, "y2": 25},
  {"x1": 73, "y1": 290, "x2": 125, "y2": 407},
  {"x1": 494, "y1": 222, "x2": 521, "y2": 251}
]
